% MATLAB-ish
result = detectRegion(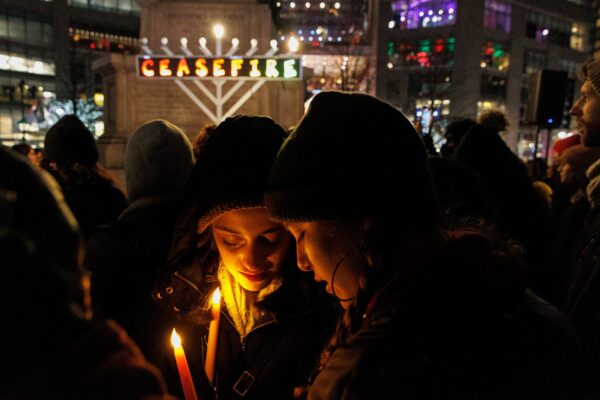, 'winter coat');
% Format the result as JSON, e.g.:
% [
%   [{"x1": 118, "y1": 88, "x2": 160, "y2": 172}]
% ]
[
  {"x1": 563, "y1": 206, "x2": 600, "y2": 396},
  {"x1": 86, "y1": 196, "x2": 182, "y2": 388},
  {"x1": 171, "y1": 271, "x2": 336, "y2": 400},
  {"x1": 307, "y1": 234, "x2": 580, "y2": 400},
  {"x1": 5, "y1": 319, "x2": 172, "y2": 400},
  {"x1": 44, "y1": 163, "x2": 128, "y2": 238},
  {"x1": 0, "y1": 145, "x2": 170, "y2": 399},
  {"x1": 453, "y1": 125, "x2": 553, "y2": 293},
  {"x1": 153, "y1": 225, "x2": 337, "y2": 400}
]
